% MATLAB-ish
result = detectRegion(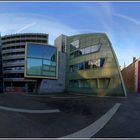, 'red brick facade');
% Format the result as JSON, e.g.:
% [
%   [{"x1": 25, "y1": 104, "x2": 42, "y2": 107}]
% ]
[{"x1": 121, "y1": 62, "x2": 135, "y2": 93}]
